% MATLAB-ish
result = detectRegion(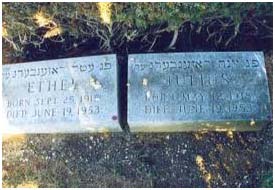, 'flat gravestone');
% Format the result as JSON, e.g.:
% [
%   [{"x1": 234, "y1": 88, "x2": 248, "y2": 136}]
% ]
[
  {"x1": 2, "y1": 54, "x2": 121, "y2": 133},
  {"x1": 128, "y1": 52, "x2": 271, "y2": 132}
]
